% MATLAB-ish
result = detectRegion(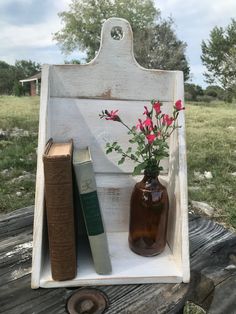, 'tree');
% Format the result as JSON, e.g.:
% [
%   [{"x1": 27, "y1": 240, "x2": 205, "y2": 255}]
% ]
[
  {"x1": 64, "y1": 59, "x2": 81, "y2": 64},
  {"x1": 13, "y1": 81, "x2": 24, "y2": 97},
  {"x1": 204, "y1": 85, "x2": 224, "y2": 99},
  {"x1": 201, "y1": 19, "x2": 236, "y2": 94},
  {"x1": 14, "y1": 60, "x2": 41, "y2": 96},
  {"x1": 0, "y1": 61, "x2": 15, "y2": 94},
  {"x1": 0, "y1": 59, "x2": 41, "y2": 95},
  {"x1": 184, "y1": 83, "x2": 203, "y2": 101},
  {"x1": 14, "y1": 59, "x2": 41, "y2": 80},
  {"x1": 134, "y1": 20, "x2": 190, "y2": 80},
  {"x1": 54, "y1": 0, "x2": 190, "y2": 80}
]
